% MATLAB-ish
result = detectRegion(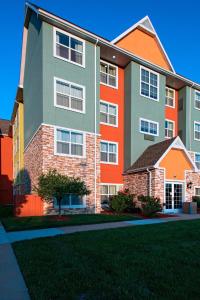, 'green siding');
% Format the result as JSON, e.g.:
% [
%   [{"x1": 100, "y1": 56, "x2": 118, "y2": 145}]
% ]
[
  {"x1": 42, "y1": 22, "x2": 100, "y2": 134},
  {"x1": 24, "y1": 14, "x2": 43, "y2": 146},
  {"x1": 178, "y1": 87, "x2": 187, "y2": 146},
  {"x1": 190, "y1": 88, "x2": 200, "y2": 152},
  {"x1": 124, "y1": 61, "x2": 165, "y2": 169}
]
